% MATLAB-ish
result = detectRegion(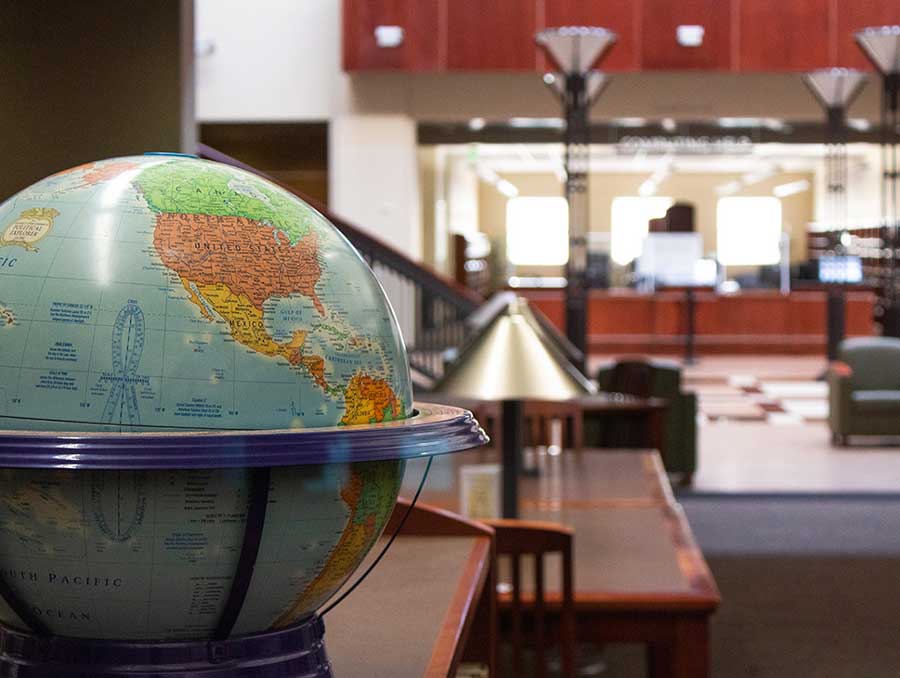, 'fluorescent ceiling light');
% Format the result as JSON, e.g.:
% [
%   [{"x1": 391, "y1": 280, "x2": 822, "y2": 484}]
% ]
[
  {"x1": 741, "y1": 165, "x2": 777, "y2": 186},
  {"x1": 508, "y1": 117, "x2": 565, "y2": 129},
  {"x1": 496, "y1": 179, "x2": 519, "y2": 198},
  {"x1": 773, "y1": 179, "x2": 810, "y2": 198},
  {"x1": 638, "y1": 179, "x2": 658, "y2": 197},
  {"x1": 715, "y1": 180, "x2": 742, "y2": 196},
  {"x1": 717, "y1": 117, "x2": 757, "y2": 128},
  {"x1": 614, "y1": 117, "x2": 647, "y2": 127}
]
